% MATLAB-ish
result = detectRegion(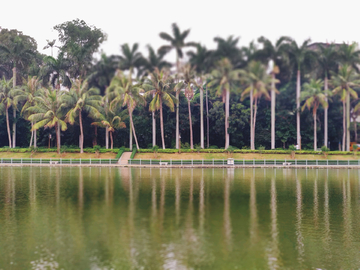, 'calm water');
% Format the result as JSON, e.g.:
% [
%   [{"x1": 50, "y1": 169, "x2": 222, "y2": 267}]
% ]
[{"x1": 0, "y1": 167, "x2": 360, "y2": 269}]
